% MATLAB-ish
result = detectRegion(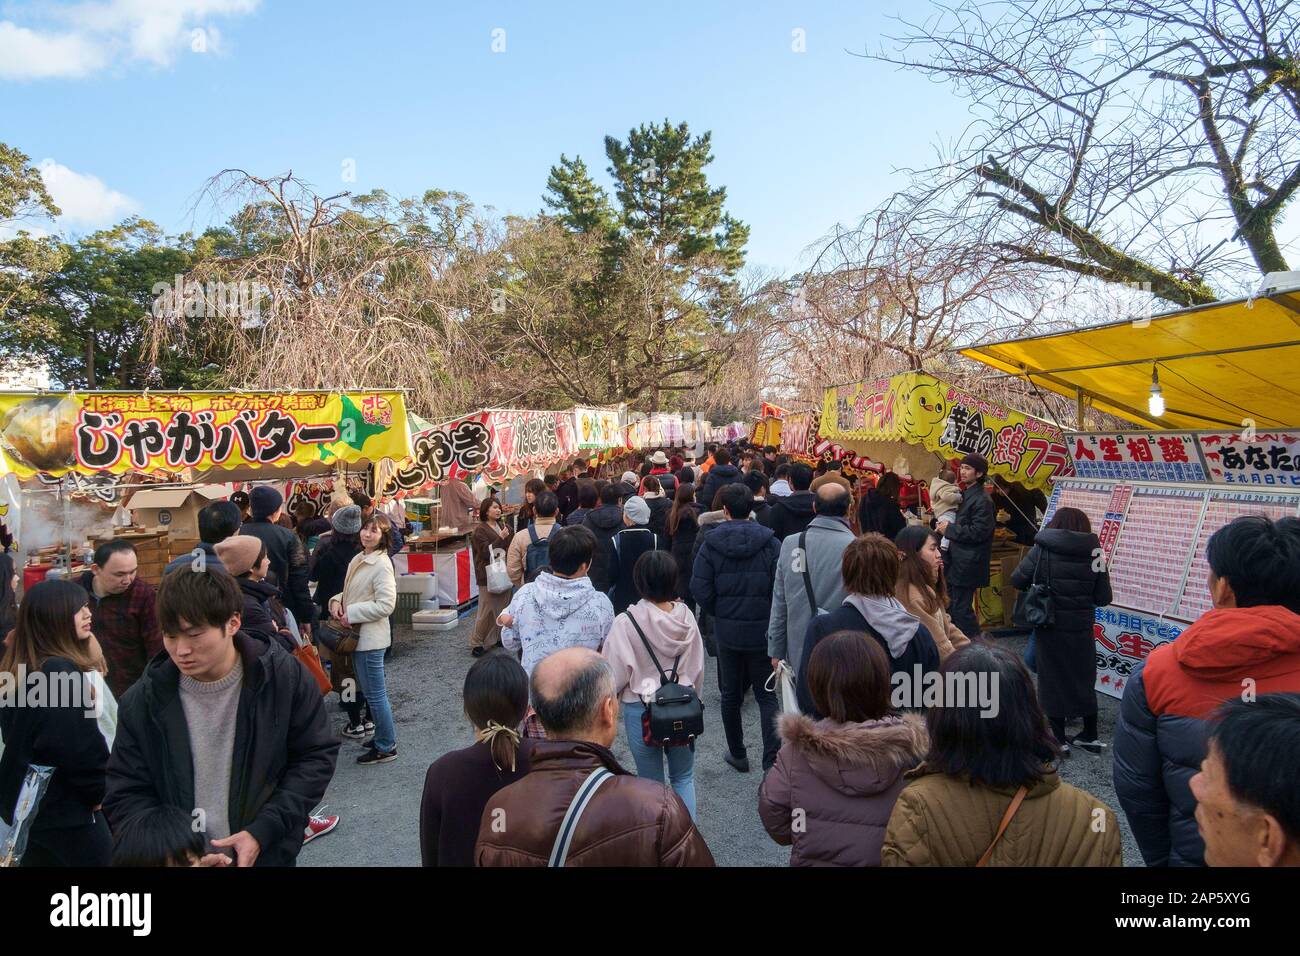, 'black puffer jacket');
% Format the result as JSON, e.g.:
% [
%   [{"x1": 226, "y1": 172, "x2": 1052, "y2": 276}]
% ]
[
  {"x1": 645, "y1": 496, "x2": 672, "y2": 548},
  {"x1": 308, "y1": 533, "x2": 361, "y2": 620},
  {"x1": 242, "y1": 519, "x2": 317, "y2": 626},
  {"x1": 690, "y1": 519, "x2": 781, "y2": 651},
  {"x1": 761, "y1": 491, "x2": 816, "y2": 542},
  {"x1": 942, "y1": 483, "x2": 995, "y2": 587},
  {"x1": 104, "y1": 632, "x2": 340, "y2": 867},
  {"x1": 696, "y1": 463, "x2": 741, "y2": 509},
  {"x1": 583, "y1": 505, "x2": 624, "y2": 593},
  {"x1": 1010, "y1": 528, "x2": 1112, "y2": 630}
]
